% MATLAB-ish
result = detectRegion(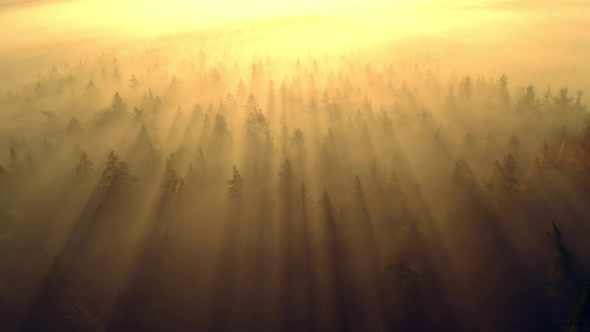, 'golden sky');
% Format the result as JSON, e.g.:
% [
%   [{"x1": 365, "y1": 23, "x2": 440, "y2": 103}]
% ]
[
  {"x1": 1, "y1": 0, "x2": 589, "y2": 92},
  {"x1": 1, "y1": 0, "x2": 587, "y2": 38},
  {"x1": 0, "y1": 0, "x2": 476, "y2": 35}
]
